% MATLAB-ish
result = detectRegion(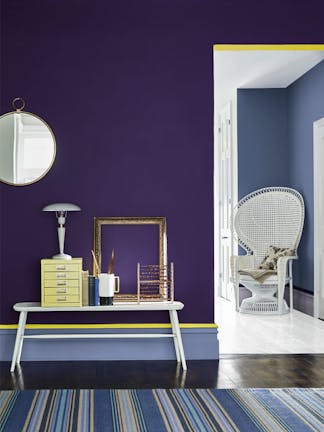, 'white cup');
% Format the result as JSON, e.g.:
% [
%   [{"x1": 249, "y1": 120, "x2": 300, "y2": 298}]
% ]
[{"x1": 98, "y1": 273, "x2": 120, "y2": 305}]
